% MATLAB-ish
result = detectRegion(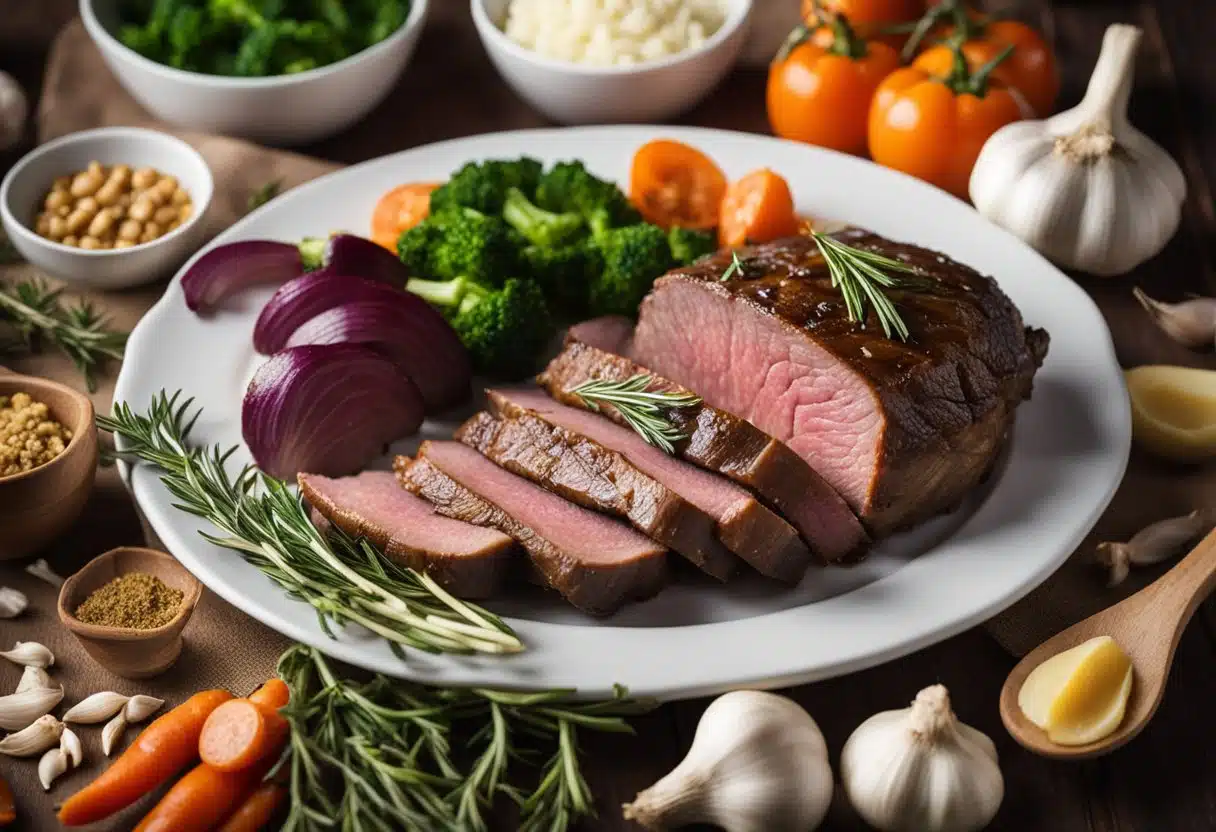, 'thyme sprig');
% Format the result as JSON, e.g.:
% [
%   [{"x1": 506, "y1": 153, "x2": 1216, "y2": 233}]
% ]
[
  {"x1": 98, "y1": 391, "x2": 522, "y2": 655},
  {"x1": 811, "y1": 231, "x2": 922, "y2": 342},
  {"x1": 0, "y1": 279, "x2": 127, "y2": 391},
  {"x1": 276, "y1": 645, "x2": 653, "y2": 832},
  {"x1": 572, "y1": 374, "x2": 702, "y2": 454}
]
